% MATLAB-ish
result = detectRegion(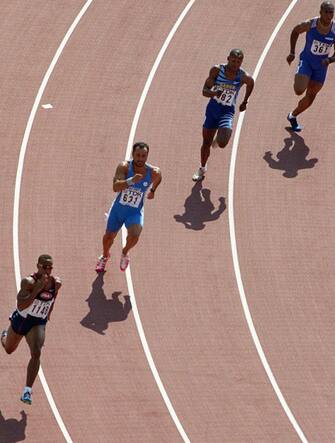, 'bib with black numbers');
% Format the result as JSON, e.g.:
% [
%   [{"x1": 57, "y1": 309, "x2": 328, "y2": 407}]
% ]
[
  {"x1": 213, "y1": 84, "x2": 236, "y2": 106},
  {"x1": 311, "y1": 39, "x2": 332, "y2": 55},
  {"x1": 28, "y1": 296, "x2": 54, "y2": 319},
  {"x1": 120, "y1": 187, "x2": 143, "y2": 208}
]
